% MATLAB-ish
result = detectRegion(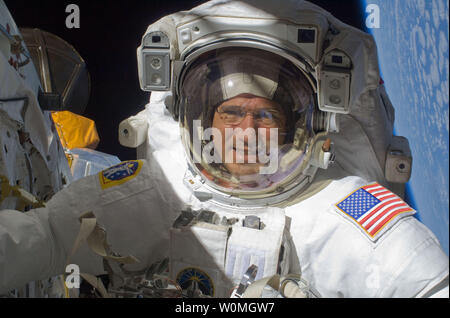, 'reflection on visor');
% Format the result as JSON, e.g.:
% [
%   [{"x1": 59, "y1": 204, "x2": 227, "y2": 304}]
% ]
[{"x1": 179, "y1": 47, "x2": 316, "y2": 194}]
